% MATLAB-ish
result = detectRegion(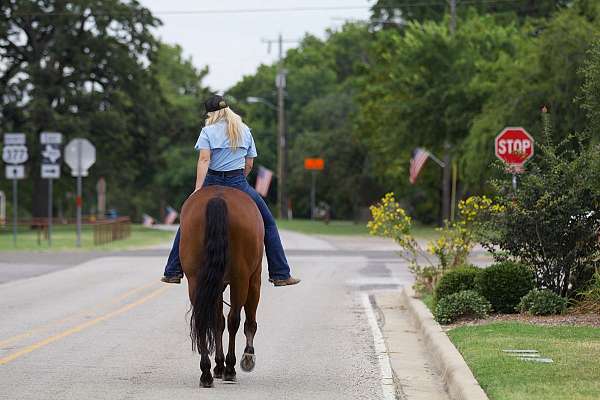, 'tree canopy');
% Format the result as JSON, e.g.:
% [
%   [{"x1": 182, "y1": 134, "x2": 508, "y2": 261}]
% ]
[{"x1": 2, "y1": 0, "x2": 599, "y2": 223}]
